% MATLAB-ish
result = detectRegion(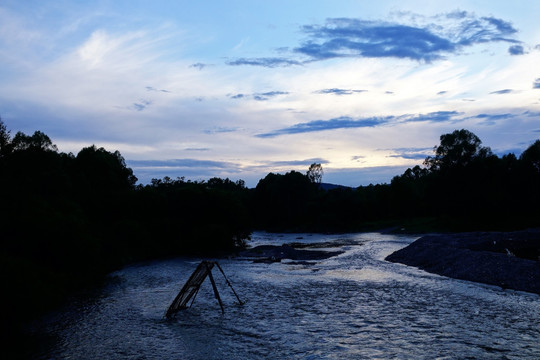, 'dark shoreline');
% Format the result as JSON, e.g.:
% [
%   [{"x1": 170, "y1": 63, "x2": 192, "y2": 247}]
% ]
[{"x1": 385, "y1": 229, "x2": 540, "y2": 295}]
